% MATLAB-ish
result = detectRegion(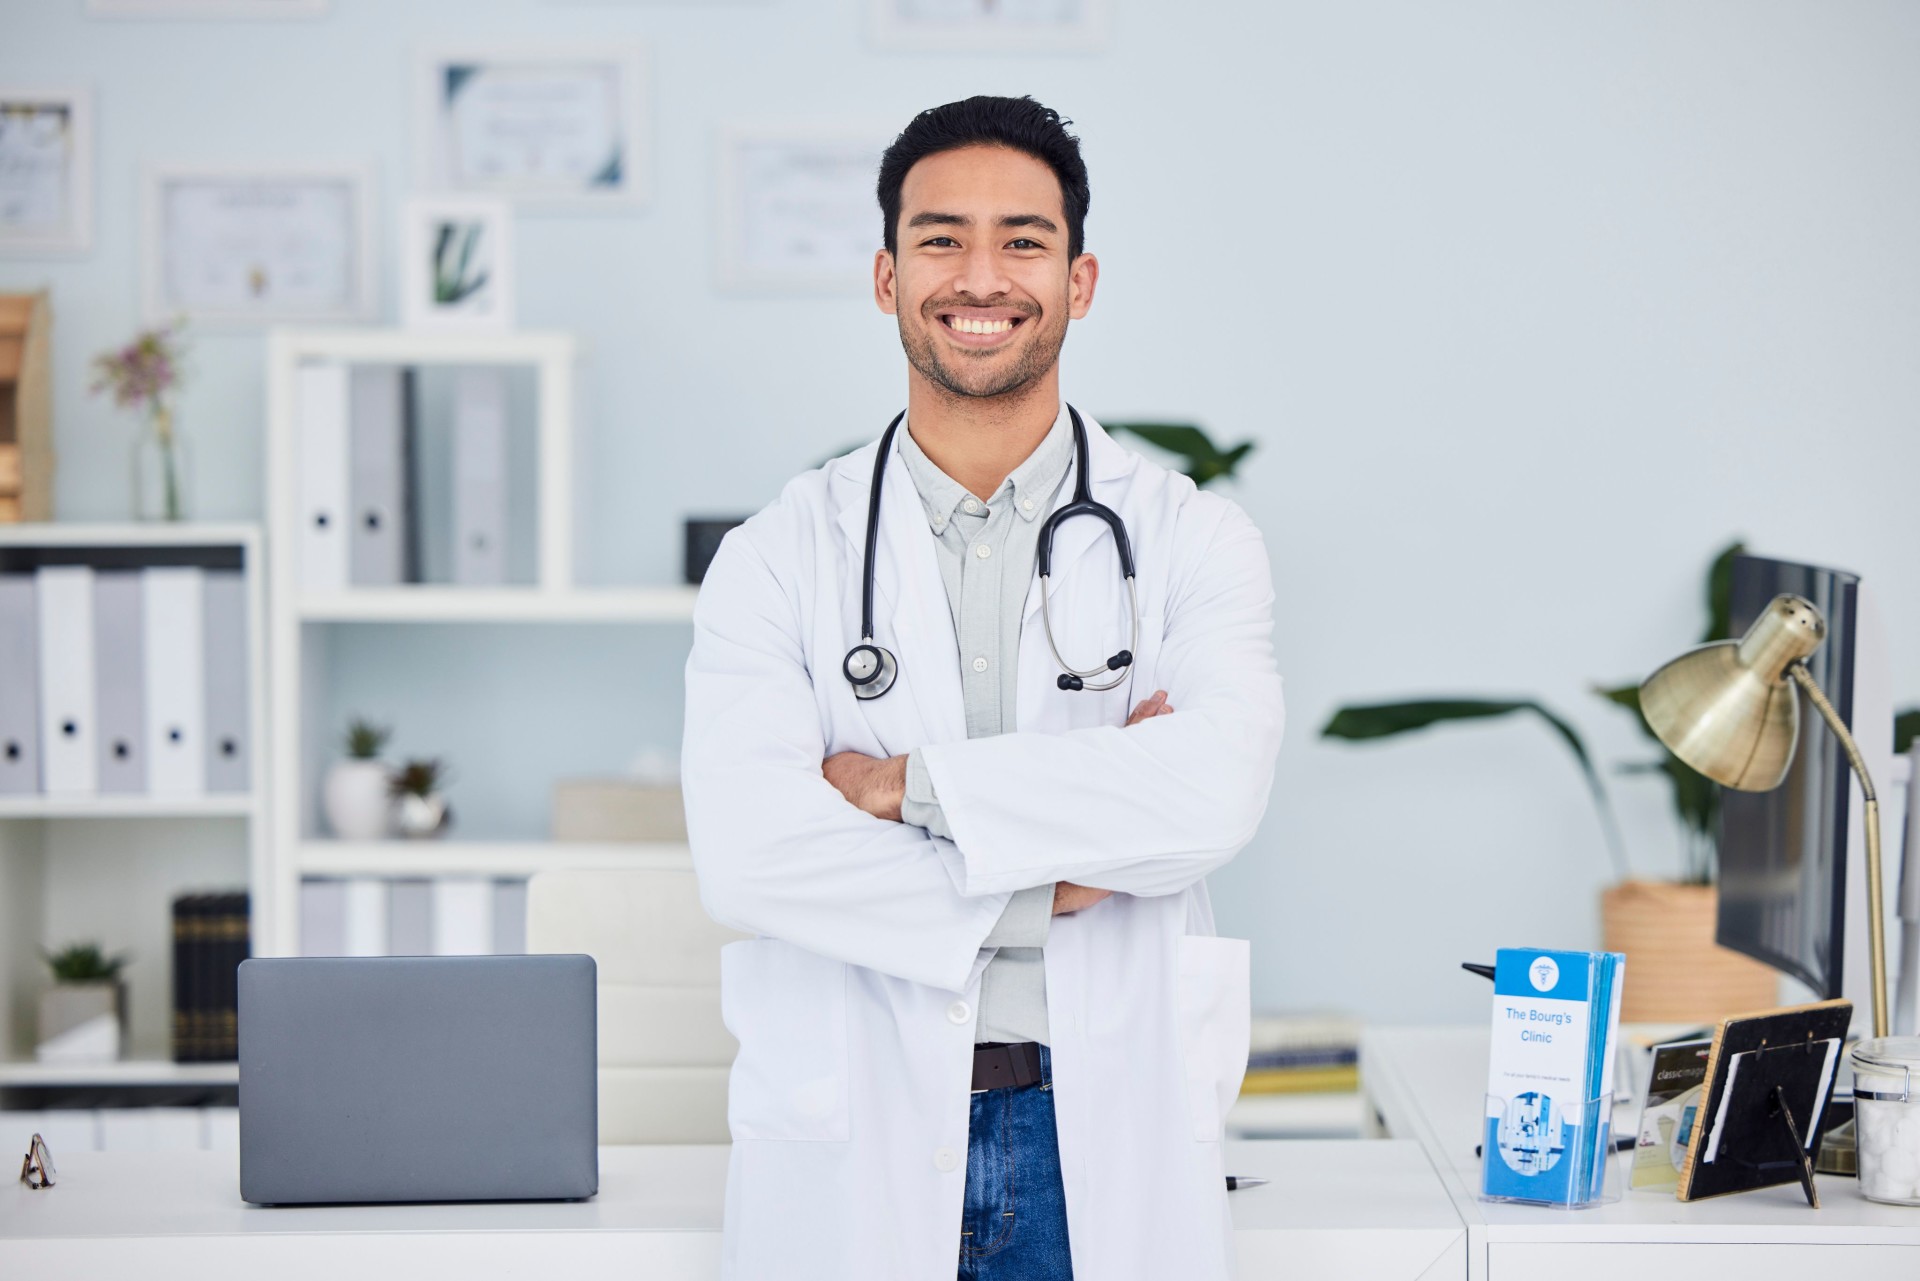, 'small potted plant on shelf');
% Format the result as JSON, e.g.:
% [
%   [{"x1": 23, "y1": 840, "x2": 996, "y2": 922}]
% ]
[
  {"x1": 88, "y1": 316, "x2": 192, "y2": 522},
  {"x1": 36, "y1": 942, "x2": 131, "y2": 1064},
  {"x1": 324, "y1": 717, "x2": 394, "y2": 841},
  {"x1": 390, "y1": 757, "x2": 453, "y2": 839}
]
